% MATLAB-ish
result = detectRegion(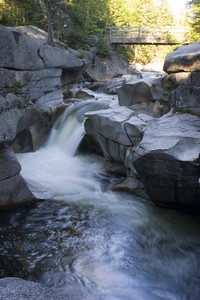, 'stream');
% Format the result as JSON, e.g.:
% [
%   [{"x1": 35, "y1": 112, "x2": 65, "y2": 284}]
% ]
[{"x1": 0, "y1": 93, "x2": 200, "y2": 300}]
